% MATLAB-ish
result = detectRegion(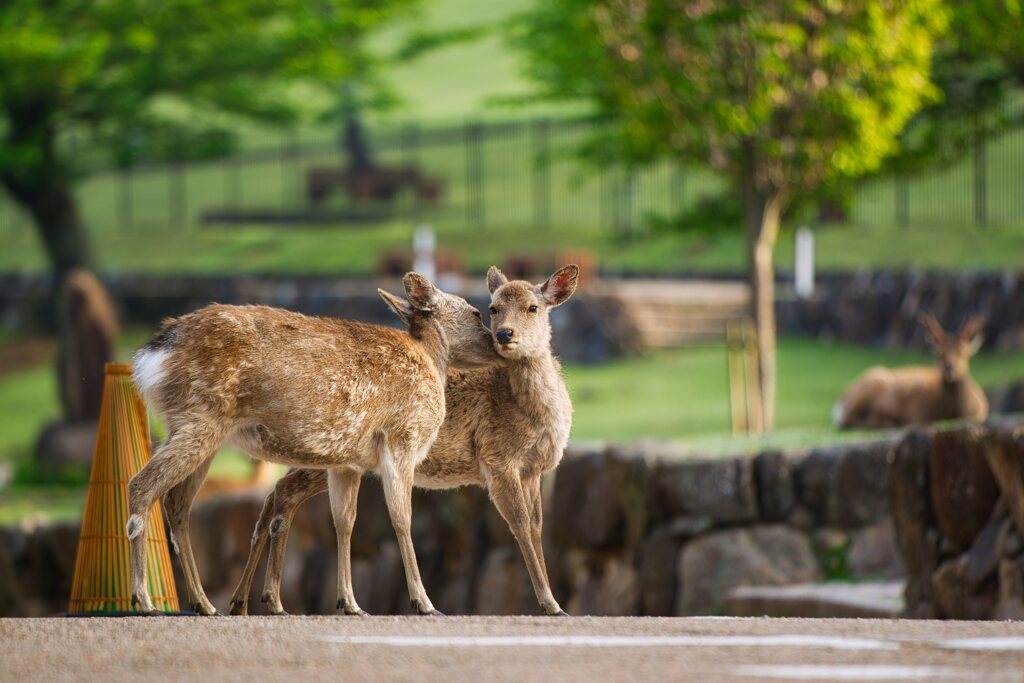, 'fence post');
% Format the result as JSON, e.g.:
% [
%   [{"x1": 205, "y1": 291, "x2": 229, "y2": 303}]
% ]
[
  {"x1": 402, "y1": 123, "x2": 421, "y2": 219},
  {"x1": 973, "y1": 118, "x2": 987, "y2": 228},
  {"x1": 895, "y1": 173, "x2": 909, "y2": 229},
  {"x1": 119, "y1": 162, "x2": 133, "y2": 232},
  {"x1": 622, "y1": 169, "x2": 636, "y2": 238},
  {"x1": 464, "y1": 121, "x2": 484, "y2": 230},
  {"x1": 171, "y1": 137, "x2": 186, "y2": 230},
  {"x1": 672, "y1": 164, "x2": 686, "y2": 216},
  {"x1": 532, "y1": 119, "x2": 551, "y2": 232}
]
